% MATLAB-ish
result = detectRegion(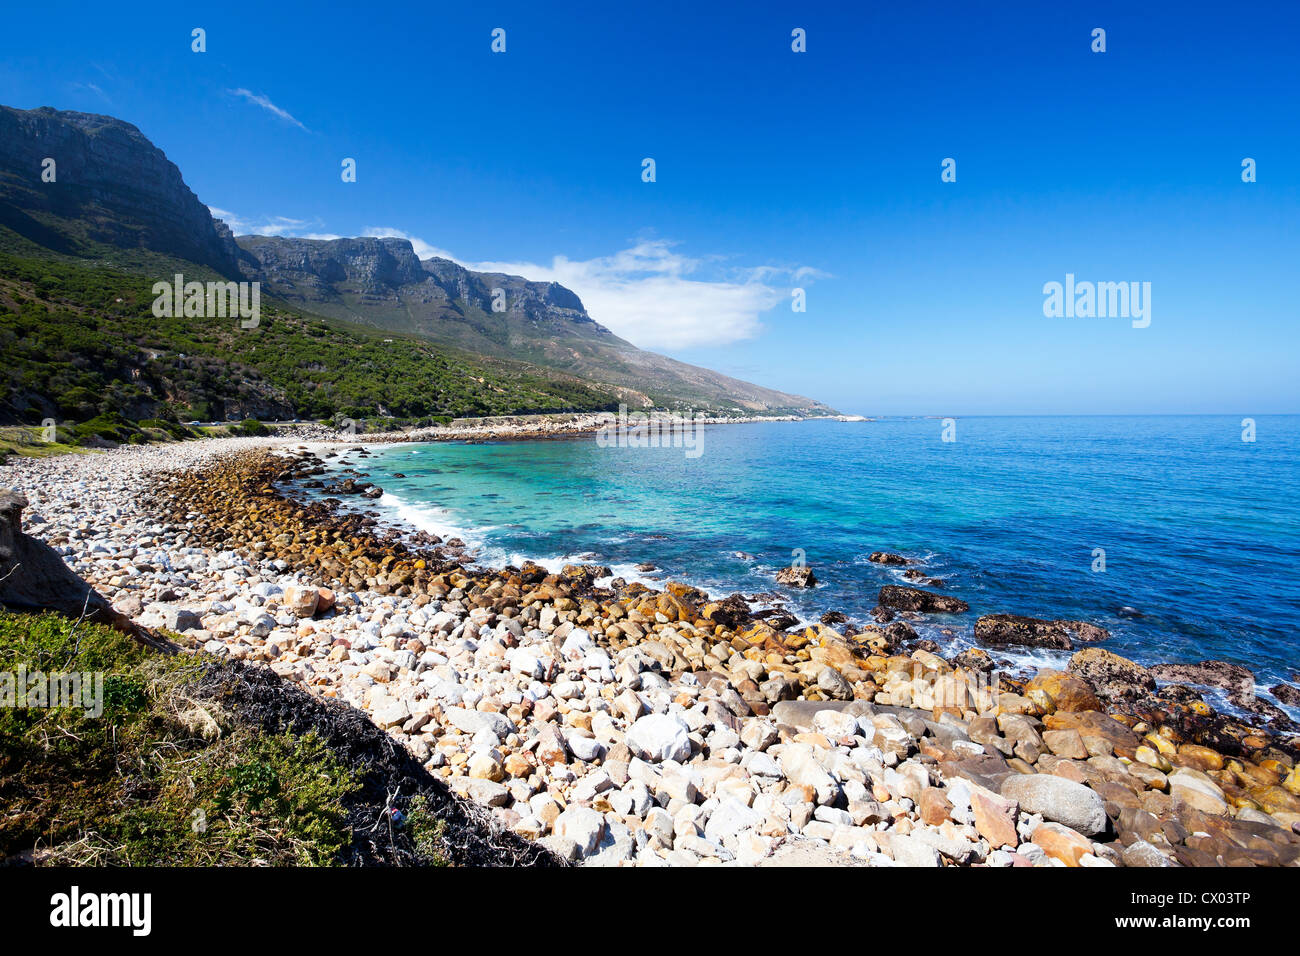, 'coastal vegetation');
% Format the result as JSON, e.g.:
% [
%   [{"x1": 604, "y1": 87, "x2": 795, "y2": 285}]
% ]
[
  {"x1": 0, "y1": 248, "x2": 620, "y2": 439},
  {"x1": 0, "y1": 612, "x2": 362, "y2": 865},
  {"x1": 0, "y1": 610, "x2": 548, "y2": 867}
]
